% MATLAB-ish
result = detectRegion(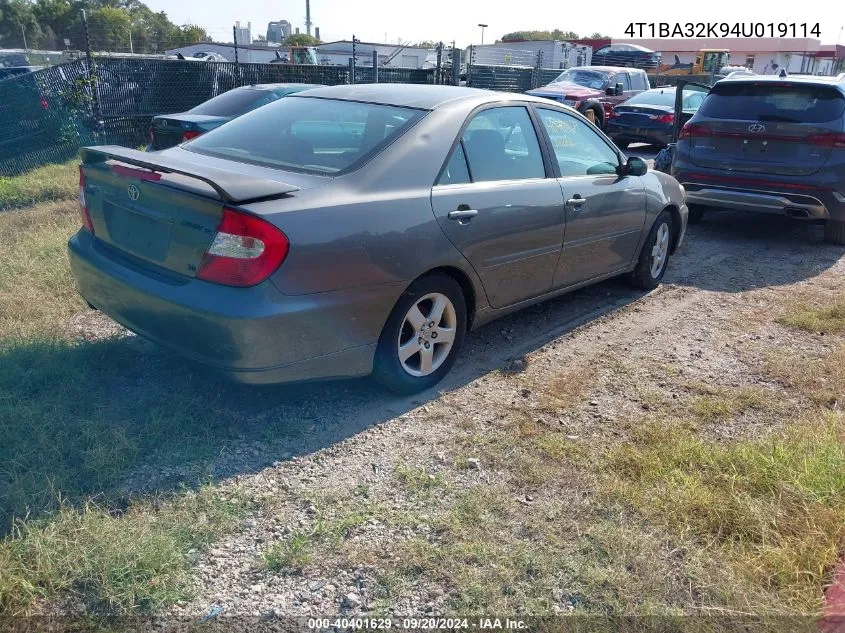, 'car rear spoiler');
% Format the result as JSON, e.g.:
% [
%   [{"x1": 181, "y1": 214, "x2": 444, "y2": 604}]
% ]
[{"x1": 80, "y1": 145, "x2": 301, "y2": 203}]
